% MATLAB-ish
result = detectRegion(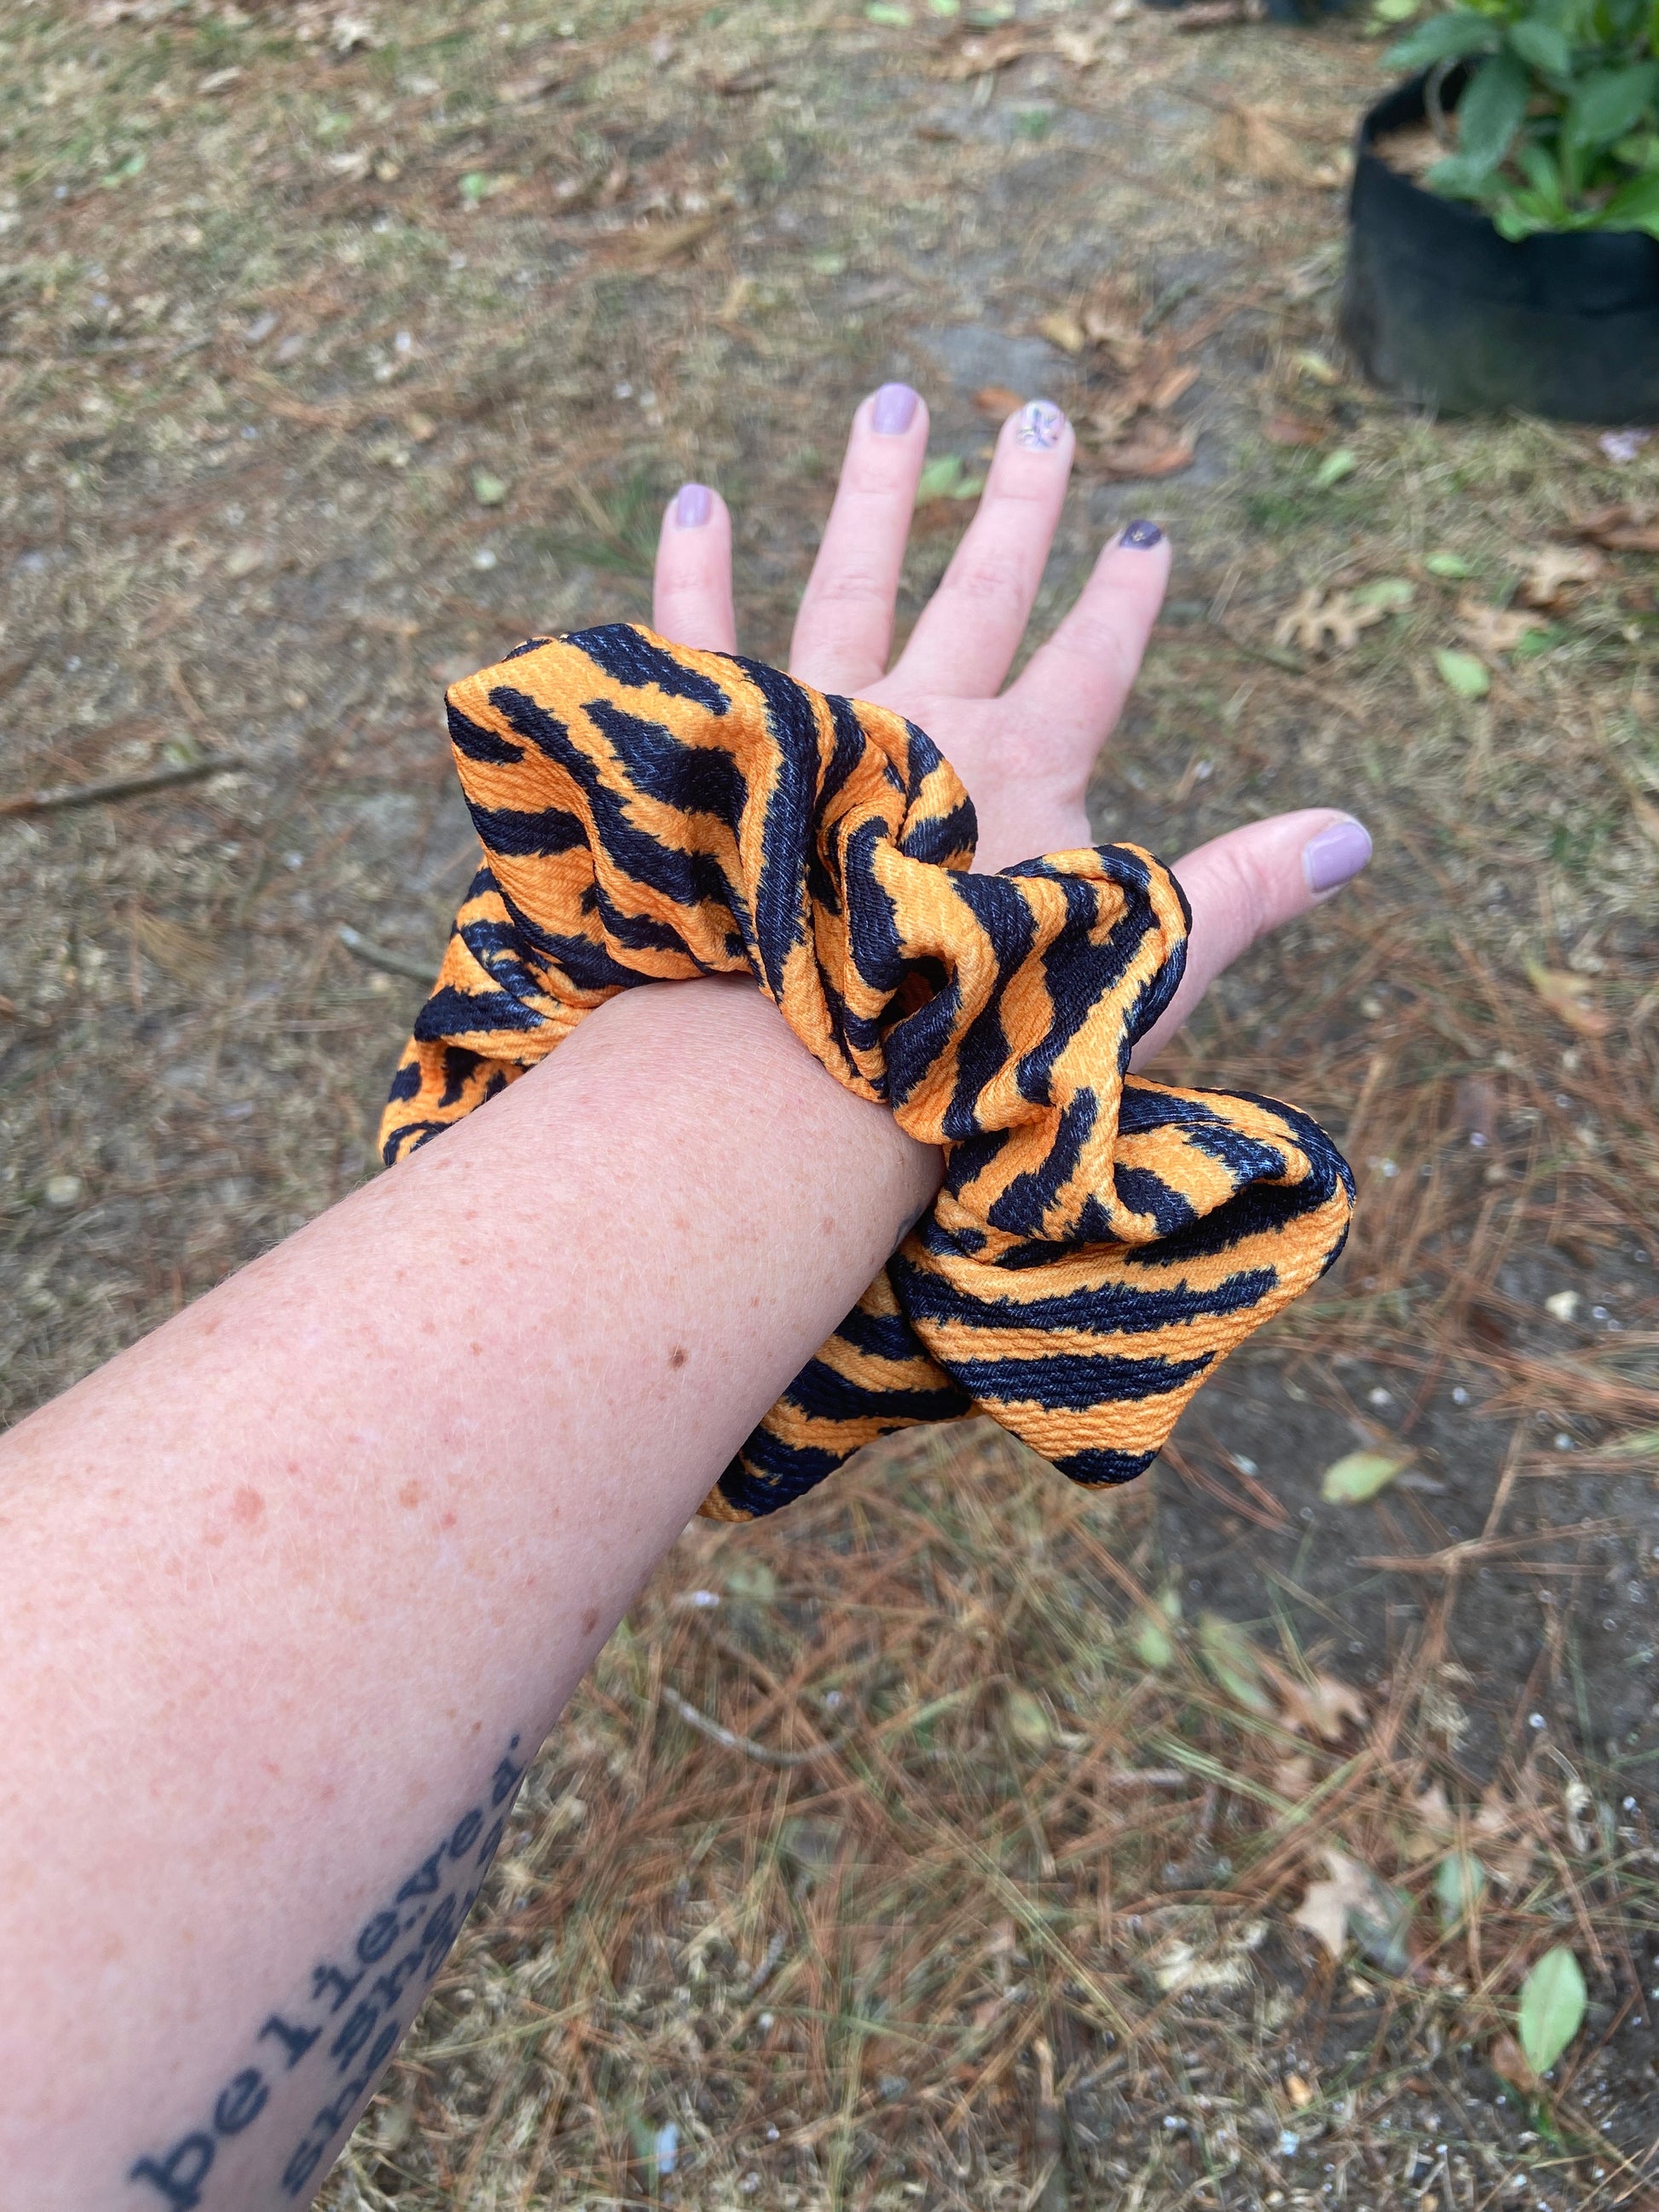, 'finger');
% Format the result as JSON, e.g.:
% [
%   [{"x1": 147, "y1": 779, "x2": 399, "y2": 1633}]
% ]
[
  {"x1": 789, "y1": 384, "x2": 929, "y2": 695},
  {"x1": 893, "y1": 400, "x2": 1076, "y2": 698},
  {"x1": 1130, "y1": 809, "x2": 1373, "y2": 1070},
  {"x1": 1006, "y1": 517, "x2": 1171, "y2": 743},
  {"x1": 651, "y1": 482, "x2": 737, "y2": 653}
]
